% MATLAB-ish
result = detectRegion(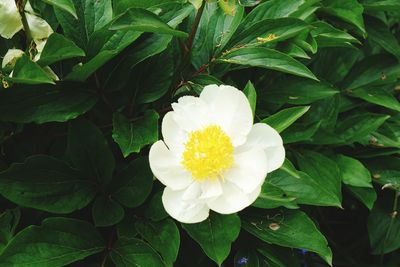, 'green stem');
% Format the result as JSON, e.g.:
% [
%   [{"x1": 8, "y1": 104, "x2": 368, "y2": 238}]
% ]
[
  {"x1": 16, "y1": 0, "x2": 33, "y2": 48},
  {"x1": 379, "y1": 191, "x2": 400, "y2": 266}
]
